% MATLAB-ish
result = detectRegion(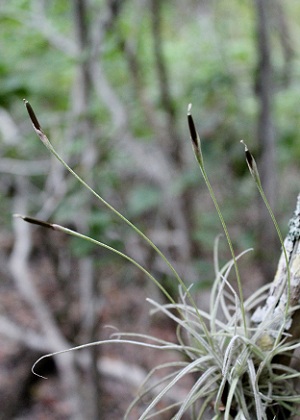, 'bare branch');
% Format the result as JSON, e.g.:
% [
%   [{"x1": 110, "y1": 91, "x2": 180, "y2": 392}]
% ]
[
  {"x1": 252, "y1": 194, "x2": 300, "y2": 363},
  {"x1": 0, "y1": 318, "x2": 47, "y2": 351},
  {"x1": 0, "y1": 158, "x2": 50, "y2": 176},
  {"x1": 9, "y1": 182, "x2": 83, "y2": 418}
]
